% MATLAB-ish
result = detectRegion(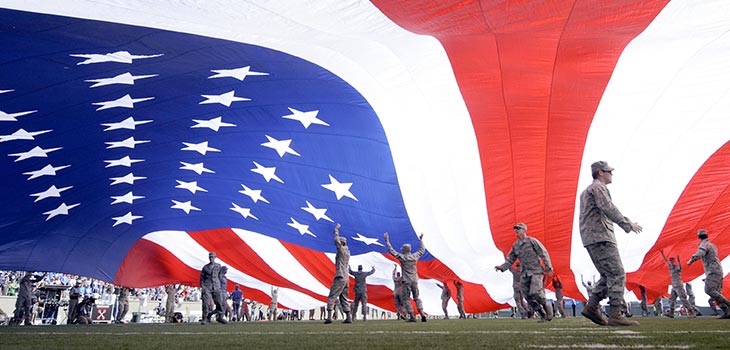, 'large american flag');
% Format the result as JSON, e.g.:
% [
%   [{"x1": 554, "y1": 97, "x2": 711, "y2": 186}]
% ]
[{"x1": 2, "y1": 0, "x2": 730, "y2": 313}]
